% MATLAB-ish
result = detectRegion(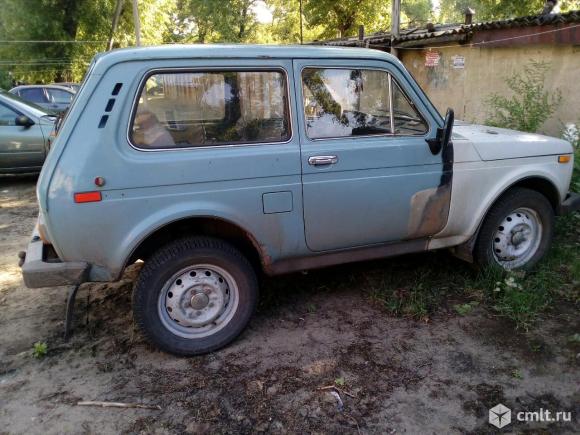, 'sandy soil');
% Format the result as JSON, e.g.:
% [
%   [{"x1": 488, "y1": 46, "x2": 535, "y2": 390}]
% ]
[{"x1": 0, "y1": 177, "x2": 578, "y2": 434}]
